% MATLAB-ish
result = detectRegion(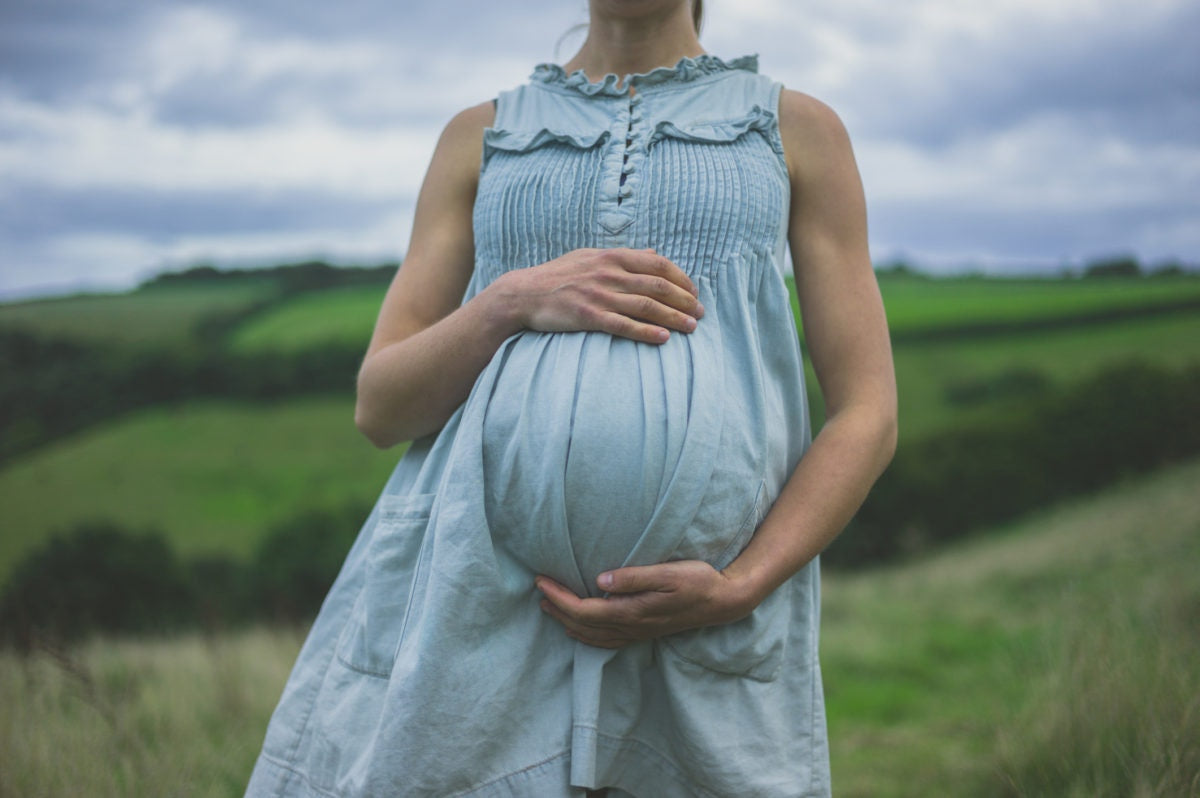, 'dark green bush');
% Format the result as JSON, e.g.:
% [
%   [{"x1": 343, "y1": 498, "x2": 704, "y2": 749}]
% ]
[
  {"x1": 0, "y1": 503, "x2": 371, "y2": 648},
  {"x1": 0, "y1": 522, "x2": 197, "y2": 649},
  {"x1": 0, "y1": 330, "x2": 363, "y2": 465},
  {"x1": 1084, "y1": 256, "x2": 1141, "y2": 278},
  {"x1": 943, "y1": 367, "x2": 1051, "y2": 407},
  {"x1": 250, "y1": 504, "x2": 368, "y2": 623},
  {"x1": 826, "y1": 360, "x2": 1200, "y2": 568}
]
